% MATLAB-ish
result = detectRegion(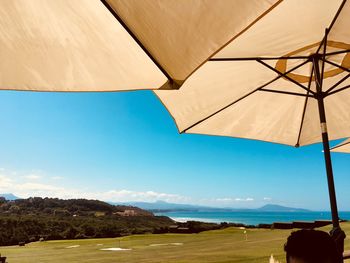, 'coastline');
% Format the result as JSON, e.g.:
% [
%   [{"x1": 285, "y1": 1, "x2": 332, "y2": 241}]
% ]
[{"x1": 155, "y1": 210, "x2": 350, "y2": 226}]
